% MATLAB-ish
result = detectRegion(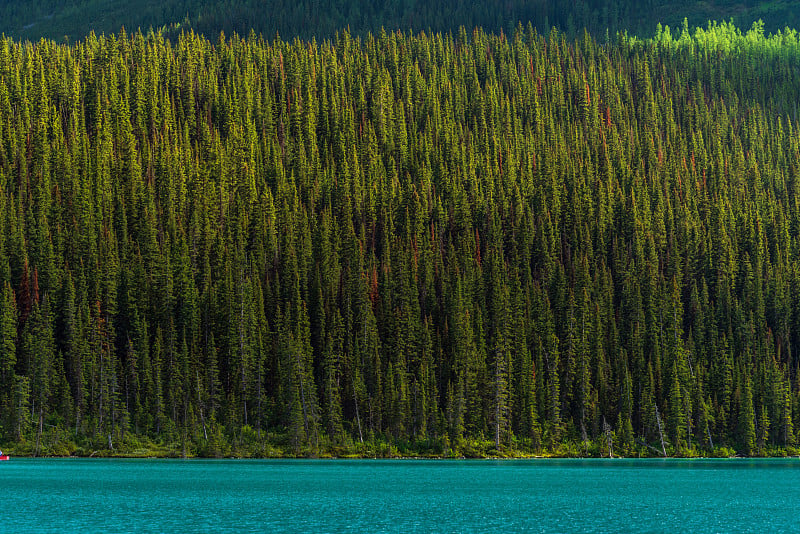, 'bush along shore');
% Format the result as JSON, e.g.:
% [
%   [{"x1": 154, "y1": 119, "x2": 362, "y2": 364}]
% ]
[{"x1": 1, "y1": 429, "x2": 799, "y2": 459}]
